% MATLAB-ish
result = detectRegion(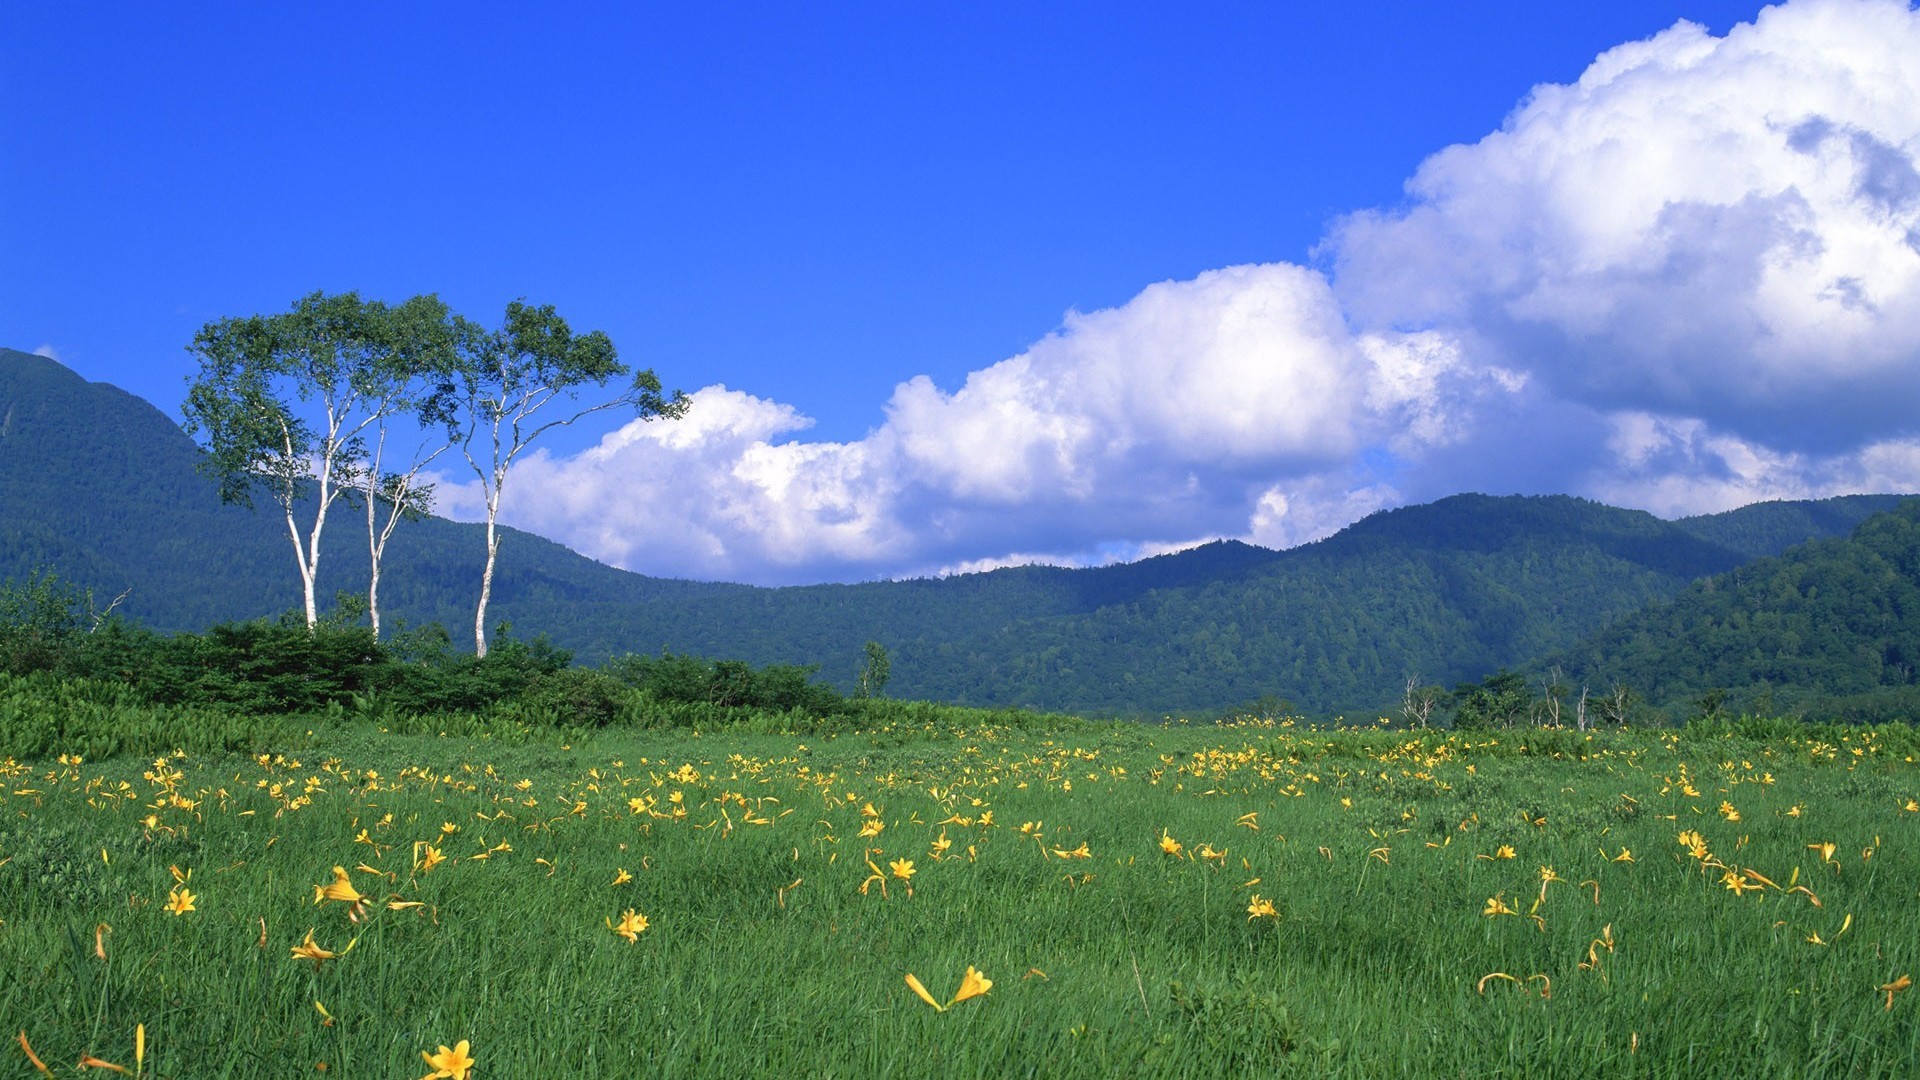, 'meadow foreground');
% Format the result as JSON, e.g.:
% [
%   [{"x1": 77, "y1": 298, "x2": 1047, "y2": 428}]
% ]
[{"x1": 3, "y1": 718, "x2": 1917, "y2": 1077}]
